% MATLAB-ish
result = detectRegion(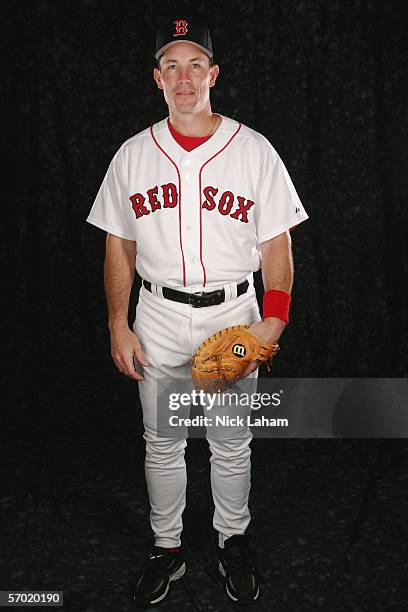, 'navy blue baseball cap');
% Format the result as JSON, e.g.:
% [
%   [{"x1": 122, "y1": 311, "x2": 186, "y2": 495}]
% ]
[{"x1": 155, "y1": 16, "x2": 213, "y2": 60}]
